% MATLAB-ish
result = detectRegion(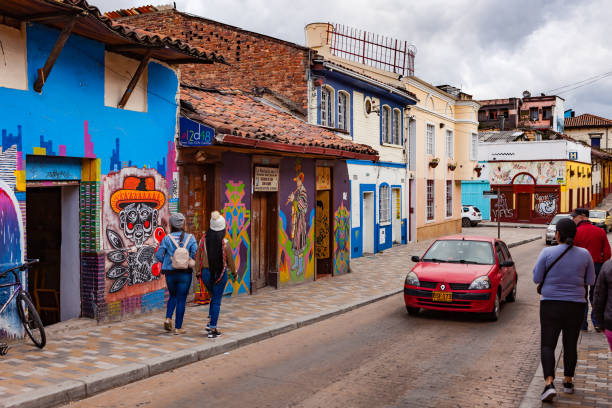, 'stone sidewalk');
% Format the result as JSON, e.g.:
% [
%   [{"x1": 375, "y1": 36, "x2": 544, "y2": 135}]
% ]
[{"x1": 0, "y1": 227, "x2": 540, "y2": 408}]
